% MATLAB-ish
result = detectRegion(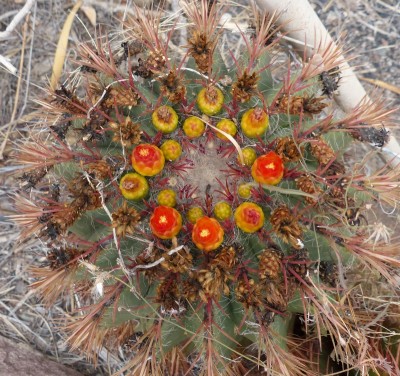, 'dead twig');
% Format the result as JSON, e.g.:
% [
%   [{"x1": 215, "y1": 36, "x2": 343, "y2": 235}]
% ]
[
  {"x1": 0, "y1": 0, "x2": 36, "y2": 40},
  {"x1": 0, "y1": 14, "x2": 29, "y2": 160}
]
